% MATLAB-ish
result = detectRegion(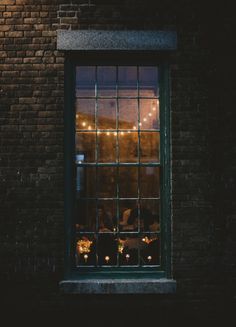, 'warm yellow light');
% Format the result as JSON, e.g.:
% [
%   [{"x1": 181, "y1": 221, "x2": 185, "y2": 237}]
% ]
[
  {"x1": 105, "y1": 256, "x2": 110, "y2": 263},
  {"x1": 106, "y1": 132, "x2": 110, "y2": 136},
  {"x1": 147, "y1": 255, "x2": 152, "y2": 262},
  {"x1": 152, "y1": 106, "x2": 156, "y2": 111},
  {"x1": 133, "y1": 126, "x2": 136, "y2": 130},
  {"x1": 88, "y1": 125, "x2": 92, "y2": 130},
  {"x1": 82, "y1": 121, "x2": 86, "y2": 126},
  {"x1": 125, "y1": 254, "x2": 130, "y2": 261},
  {"x1": 143, "y1": 118, "x2": 147, "y2": 122},
  {"x1": 148, "y1": 113, "x2": 152, "y2": 117},
  {"x1": 138, "y1": 122, "x2": 142, "y2": 126},
  {"x1": 121, "y1": 131, "x2": 124, "y2": 136},
  {"x1": 84, "y1": 254, "x2": 88, "y2": 262}
]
